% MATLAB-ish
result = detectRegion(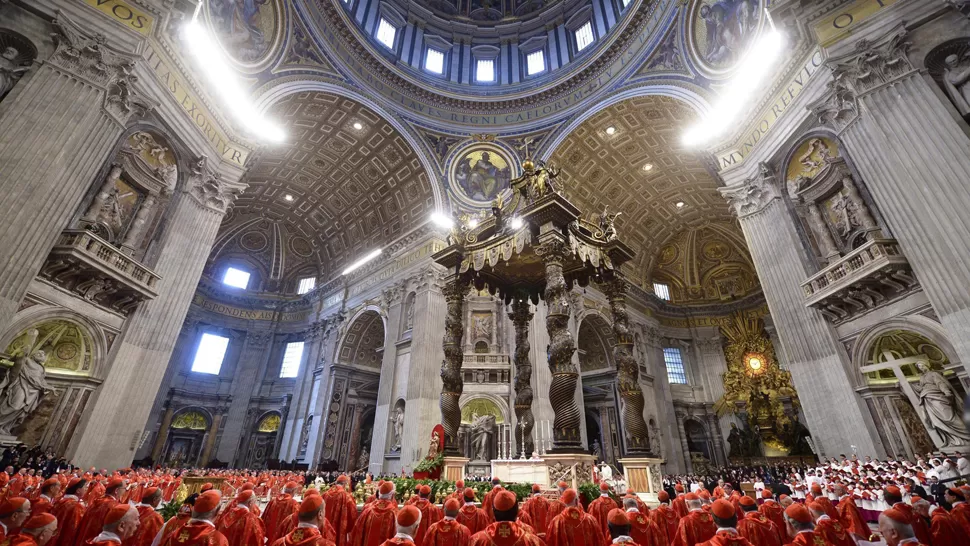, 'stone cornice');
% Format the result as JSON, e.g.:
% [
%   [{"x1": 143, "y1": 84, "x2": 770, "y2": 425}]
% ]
[{"x1": 719, "y1": 163, "x2": 782, "y2": 219}]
